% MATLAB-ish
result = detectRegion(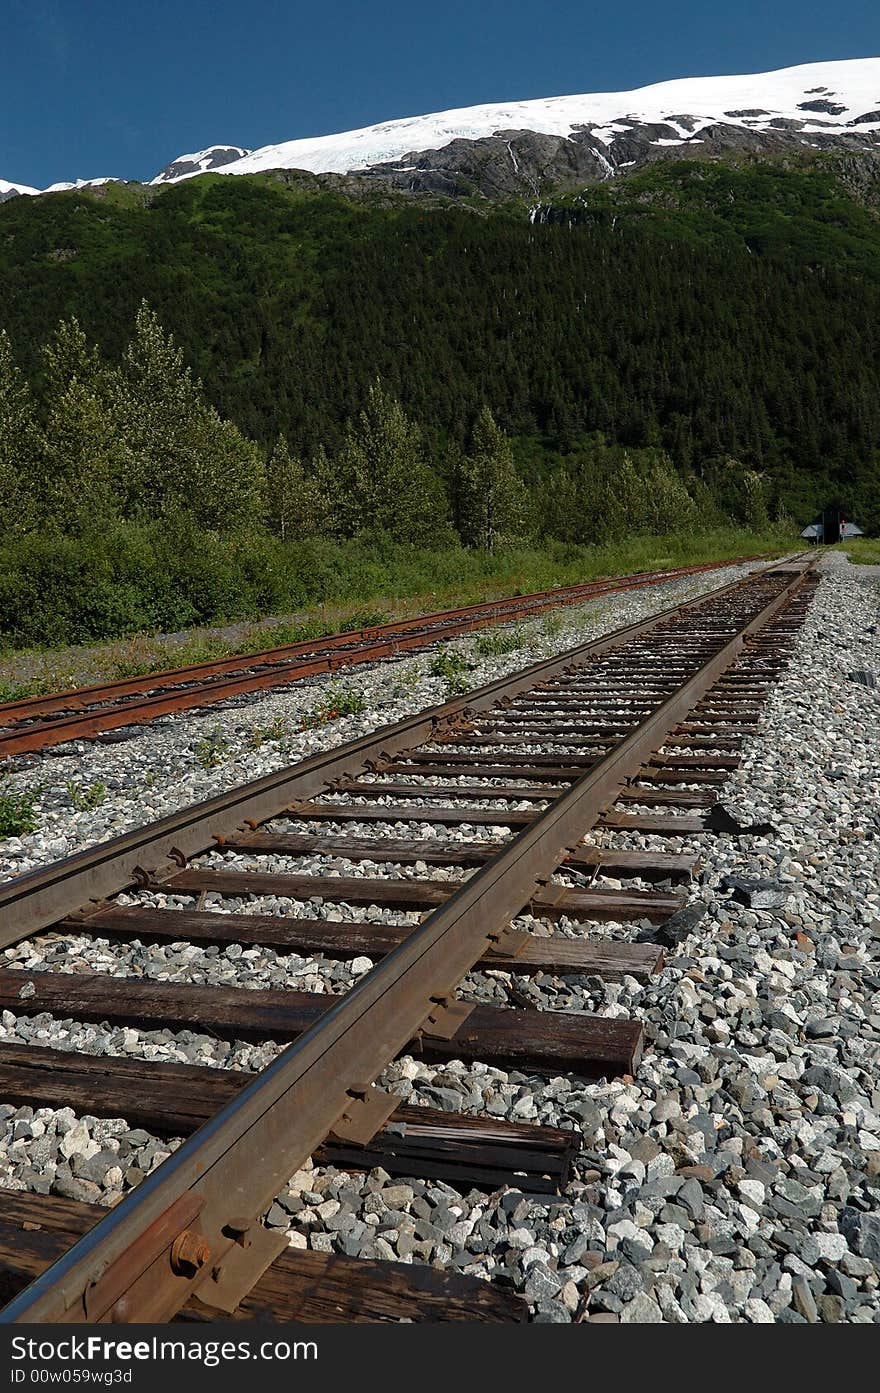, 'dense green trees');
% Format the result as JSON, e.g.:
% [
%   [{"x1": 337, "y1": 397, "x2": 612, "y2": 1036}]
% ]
[
  {"x1": 0, "y1": 330, "x2": 39, "y2": 537},
  {"x1": 114, "y1": 304, "x2": 265, "y2": 529},
  {"x1": 325, "y1": 383, "x2": 450, "y2": 544},
  {"x1": 1, "y1": 160, "x2": 878, "y2": 528},
  {"x1": 1, "y1": 306, "x2": 267, "y2": 537},
  {"x1": 265, "y1": 434, "x2": 326, "y2": 539},
  {"x1": 39, "y1": 318, "x2": 121, "y2": 533},
  {"x1": 7, "y1": 159, "x2": 848, "y2": 652},
  {"x1": 2, "y1": 309, "x2": 779, "y2": 555},
  {"x1": 0, "y1": 306, "x2": 793, "y2": 652},
  {"x1": 532, "y1": 442, "x2": 707, "y2": 544}
]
